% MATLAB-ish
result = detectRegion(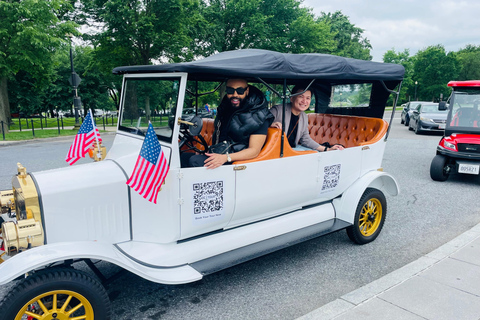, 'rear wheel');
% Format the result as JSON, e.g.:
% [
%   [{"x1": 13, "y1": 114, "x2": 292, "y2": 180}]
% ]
[
  {"x1": 0, "y1": 267, "x2": 111, "y2": 320},
  {"x1": 347, "y1": 188, "x2": 386, "y2": 245},
  {"x1": 430, "y1": 155, "x2": 450, "y2": 181}
]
